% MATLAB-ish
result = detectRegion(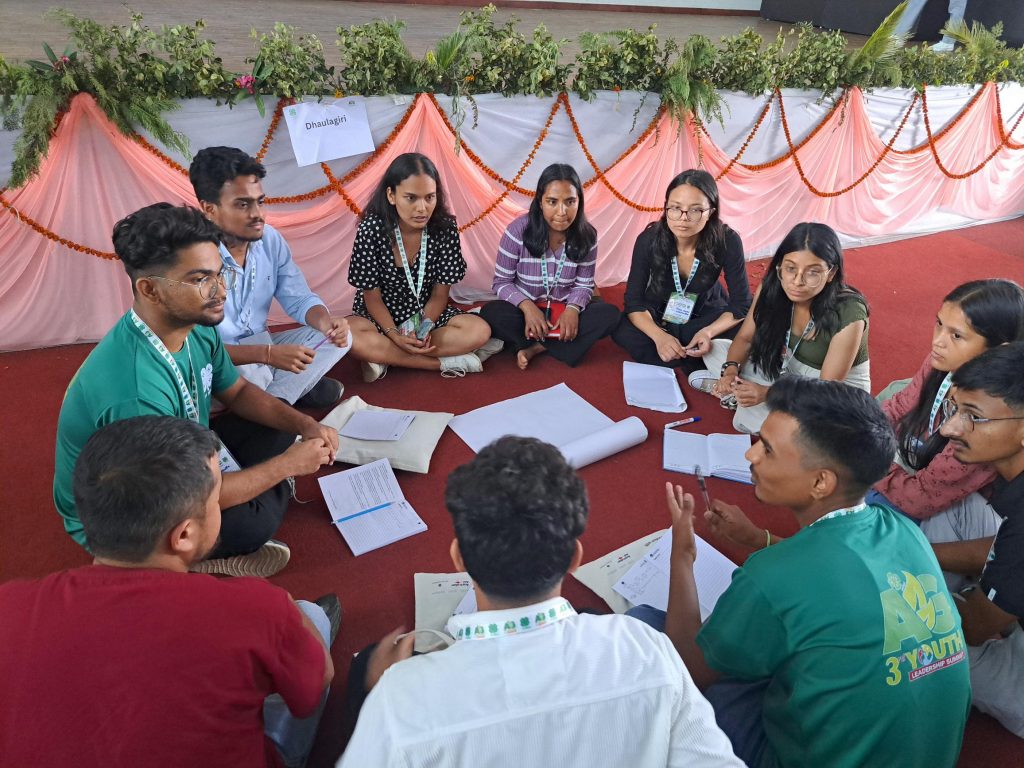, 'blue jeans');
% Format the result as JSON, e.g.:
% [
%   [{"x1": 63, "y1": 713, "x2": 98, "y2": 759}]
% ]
[
  {"x1": 264, "y1": 600, "x2": 331, "y2": 768},
  {"x1": 626, "y1": 605, "x2": 775, "y2": 768}
]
